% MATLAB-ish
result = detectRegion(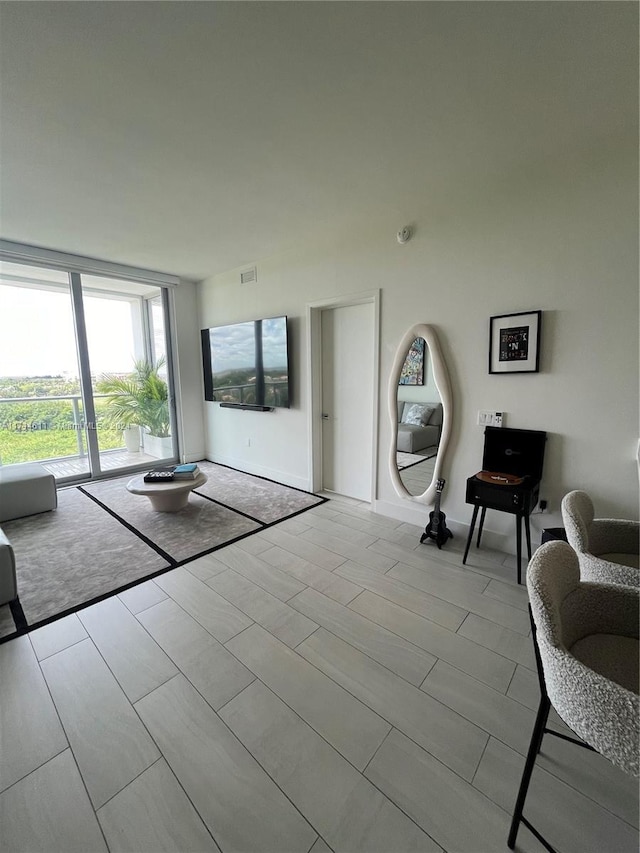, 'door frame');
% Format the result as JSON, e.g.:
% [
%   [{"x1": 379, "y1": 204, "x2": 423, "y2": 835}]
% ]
[{"x1": 306, "y1": 290, "x2": 380, "y2": 499}]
